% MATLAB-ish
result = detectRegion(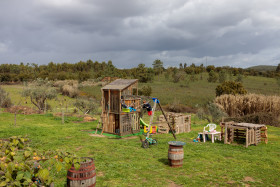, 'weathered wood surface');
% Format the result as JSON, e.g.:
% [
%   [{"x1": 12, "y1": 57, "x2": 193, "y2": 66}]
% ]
[{"x1": 222, "y1": 122, "x2": 267, "y2": 148}]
